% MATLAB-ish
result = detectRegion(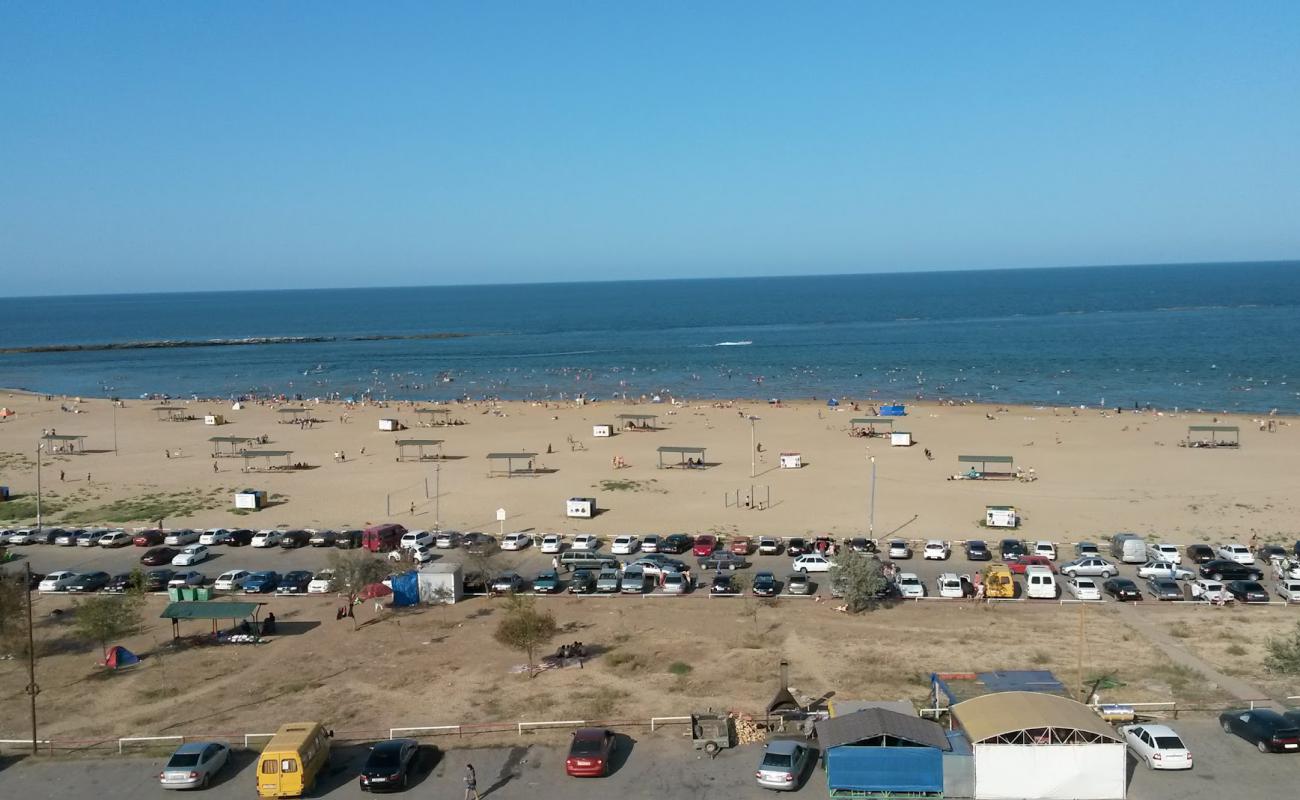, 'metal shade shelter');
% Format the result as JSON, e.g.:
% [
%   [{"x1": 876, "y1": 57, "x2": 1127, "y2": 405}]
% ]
[
  {"x1": 276, "y1": 407, "x2": 310, "y2": 422},
  {"x1": 40, "y1": 433, "x2": 87, "y2": 454},
  {"x1": 240, "y1": 449, "x2": 294, "y2": 471},
  {"x1": 657, "y1": 445, "x2": 708, "y2": 469},
  {"x1": 616, "y1": 413, "x2": 659, "y2": 430},
  {"x1": 1185, "y1": 425, "x2": 1239, "y2": 447},
  {"x1": 487, "y1": 452, "x2": 539, "y2": 477},
  {"x1": 395, "y1": 438, "x2": 445, "y2": 462},
  {"x1": 415, "y1": 408, "x2": 454, "y2": 426},
  {"x1": 957, "y1": 454, "x2": 1015, "y2": 478},
  {"x1": 160, "y1": 600, "x2": 263, "y2": 638},
  {"x1": 850, "y1": 417, "x2": 895, "y2": 428},
  {"x1": 209, "y1": 435, "x2": 258, "y2": 458},
  {"x1": 152, "y1": 405, "x2": 190, "y2": 421}
]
